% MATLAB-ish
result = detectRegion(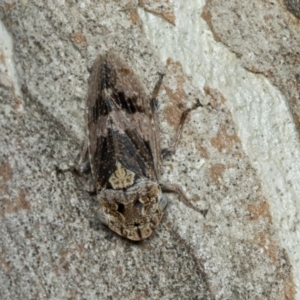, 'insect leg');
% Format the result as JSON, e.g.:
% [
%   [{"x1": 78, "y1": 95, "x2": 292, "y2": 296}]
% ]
[
  {"x1": 56, "y1": 139, "x2": 96, "y2": 194},
  {"x1": 70, "y1": 167, "x2": 96, "y2": 193},
  {"x1": 160, "y1": 183, "x2": 208, "y2": 216},
  {"x1": 162, "y1": 99, "x2": 203, "y2": 158},
  {"x1": 150, "y1": 73, "x2": 164, "y2": 112},
  {"x1": 77, "y1": 138, "x2": 91, "y2": 173}
]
